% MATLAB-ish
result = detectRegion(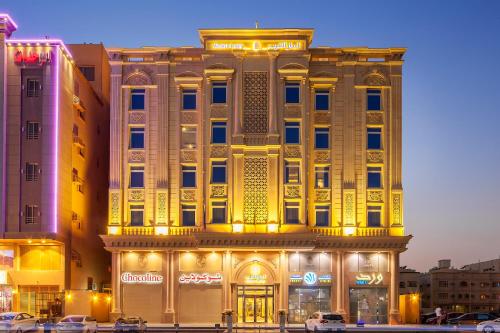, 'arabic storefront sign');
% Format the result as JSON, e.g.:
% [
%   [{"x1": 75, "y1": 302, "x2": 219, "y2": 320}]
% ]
[
  {"x1": 121, "y1": 272, "x2": 164, "y2": 284},
  {"x1": 14, "y1": 50, "x2": 52, "y2": 65},
  {"x1": 207, "y1": 40, "x2": 305, "y2": 52},
  {"x1": 178, "y1": 273, "x2": 223, "y2": 284},
  {"x1": 355, "y1": 273, "x2": 384, "y2": 285},
  {"x1": 289, "y1": 273, "x2": 332, "y2": 285}
]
